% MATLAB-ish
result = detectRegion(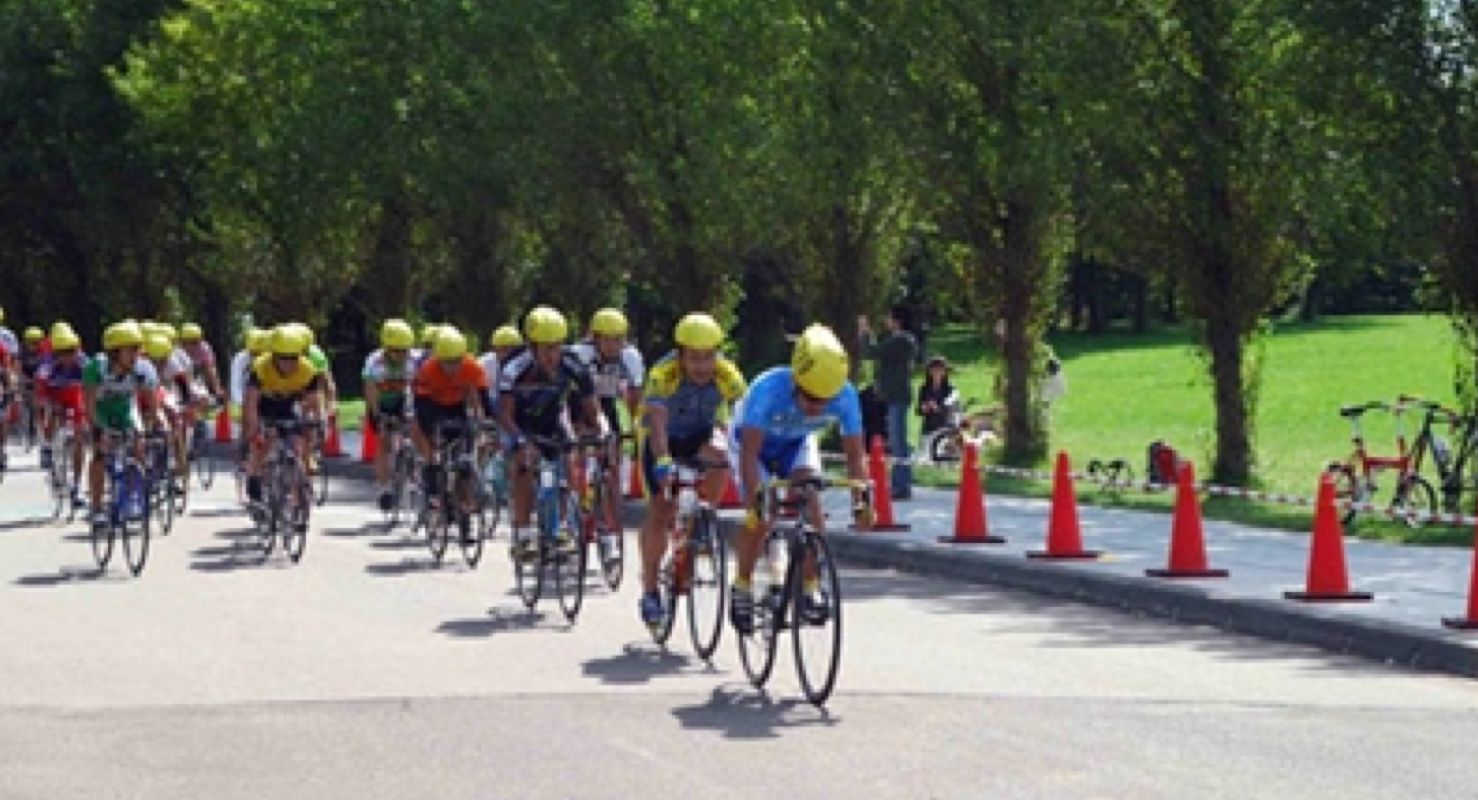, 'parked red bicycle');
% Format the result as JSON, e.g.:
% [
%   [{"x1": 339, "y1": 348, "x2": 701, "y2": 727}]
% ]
[{"x1": 1325, "y1": 400, "x2": 1436, "y2": 527}]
